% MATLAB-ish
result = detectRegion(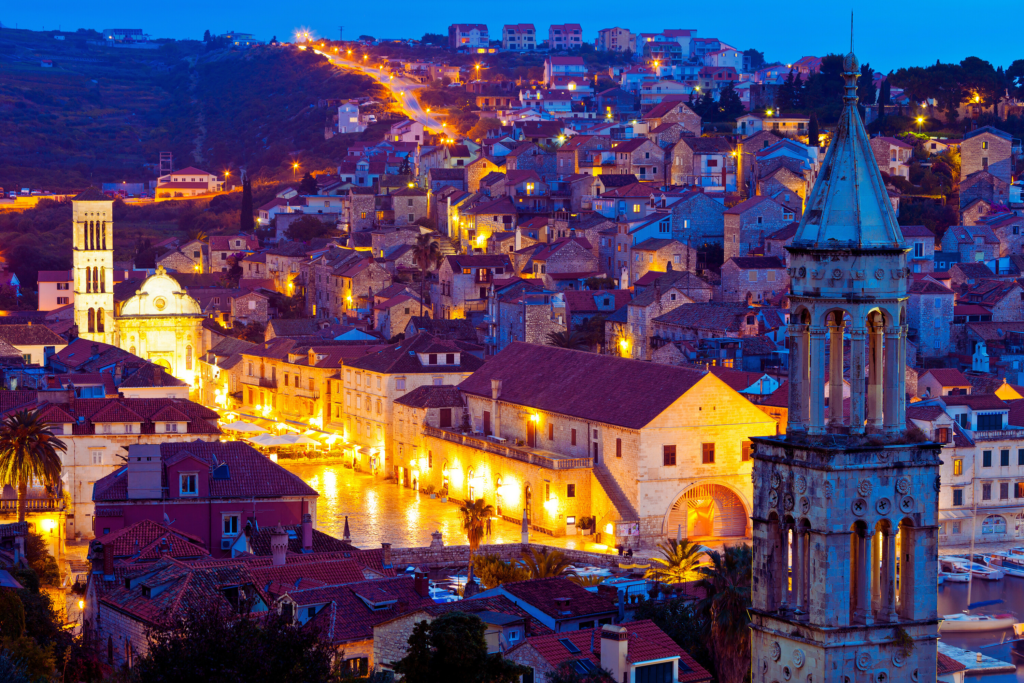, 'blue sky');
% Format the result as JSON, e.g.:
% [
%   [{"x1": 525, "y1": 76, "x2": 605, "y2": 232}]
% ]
[{"x1": 4, "y1": 1, "x2": 1021, "y2": 73}]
